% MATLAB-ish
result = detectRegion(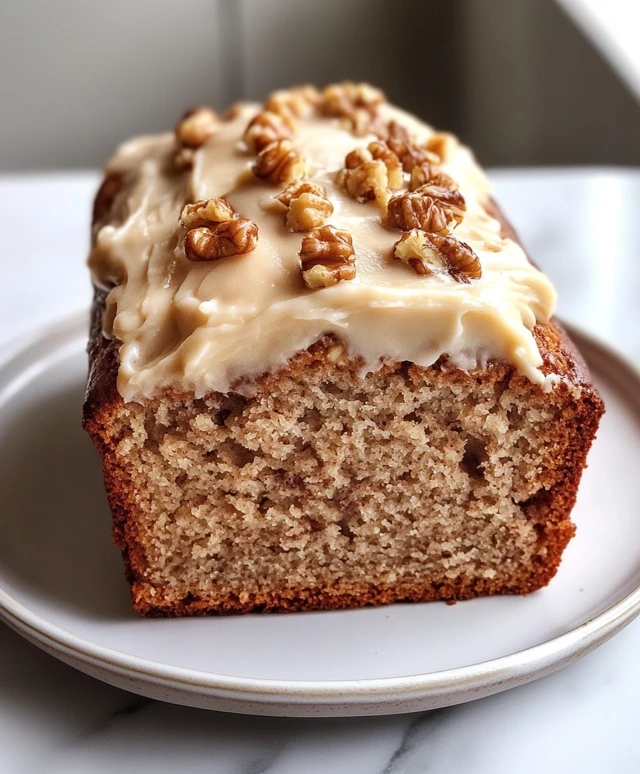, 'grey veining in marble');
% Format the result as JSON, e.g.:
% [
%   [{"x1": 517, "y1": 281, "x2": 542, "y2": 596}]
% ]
[{"x1": 3, "y1": 622, "x2": 640, "y2": 773}]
